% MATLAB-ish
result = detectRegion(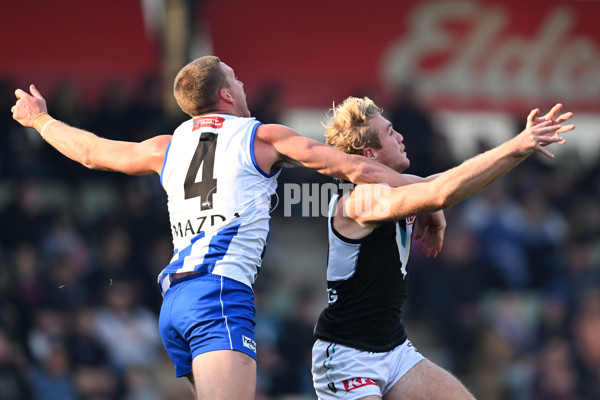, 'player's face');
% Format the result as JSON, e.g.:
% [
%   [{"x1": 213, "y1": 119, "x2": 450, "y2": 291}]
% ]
[
  {"x1": 221, "y1": 62, "x2": 251, "y2": 118},
  {"x1": 368, "y1": 114, "x2": 410, "y2": 173}
]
